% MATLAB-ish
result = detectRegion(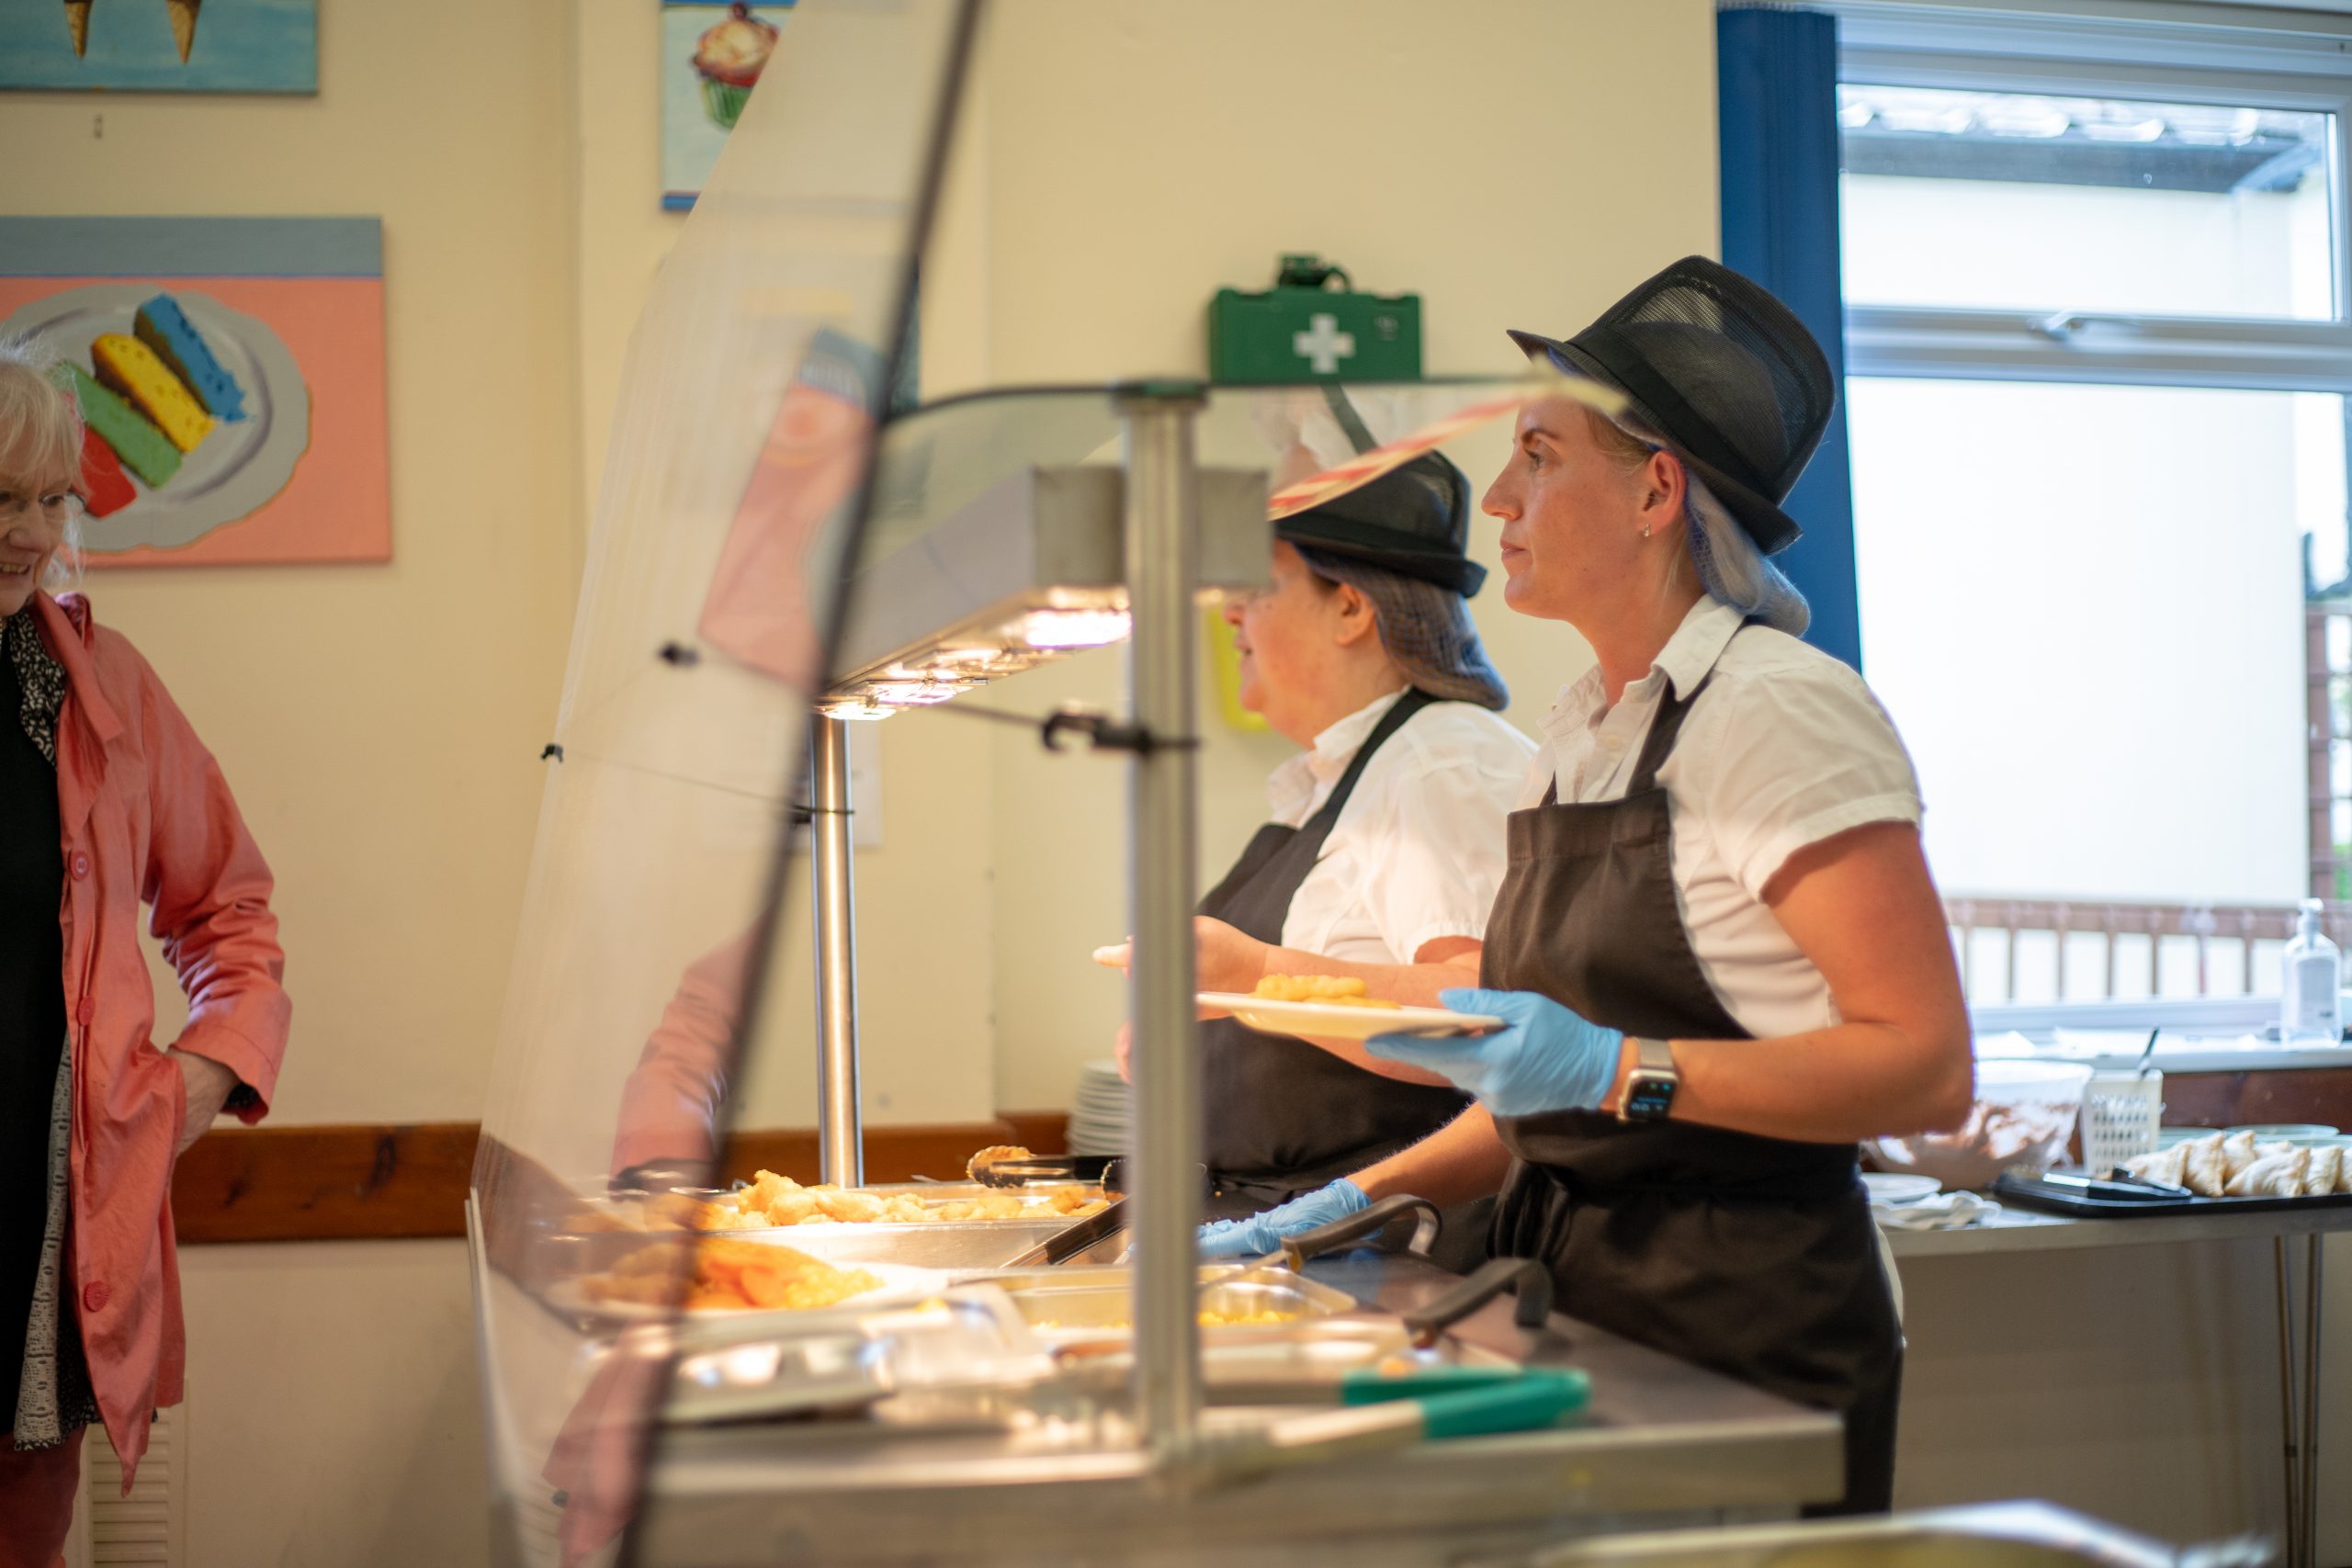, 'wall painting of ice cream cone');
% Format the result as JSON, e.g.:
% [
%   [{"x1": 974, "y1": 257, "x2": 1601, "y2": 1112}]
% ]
[
  {"x1": 0, "y1": 0, "x2": 315, "y2": 94},
  {"x1": 0, "y1": 217, "x2": 389, "y2": 568},
  {"x1": 661, "y1": 0, "x2": 794, "y2": 211}
]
